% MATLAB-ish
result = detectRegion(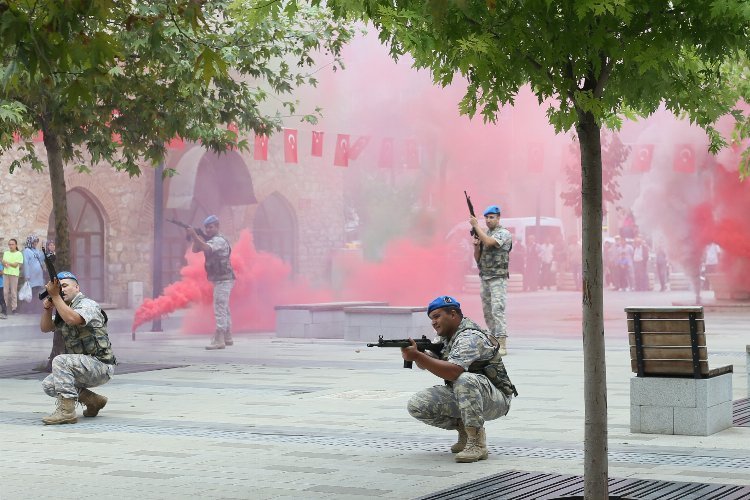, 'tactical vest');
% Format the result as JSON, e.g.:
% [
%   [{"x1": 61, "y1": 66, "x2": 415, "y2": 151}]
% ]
[
  {"x1": 444, "y1": 319, "x2": 517, "y2": 397},
  {"x1": 56, "y1": 295, "x2": 116, "y2": 365},
  {"x1": 205, "y1": 235, "x2": 235, "y2": 282},
  {"x1": 478, "y1": 226, "x2": 512, "y2": 279}
]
